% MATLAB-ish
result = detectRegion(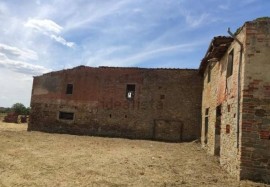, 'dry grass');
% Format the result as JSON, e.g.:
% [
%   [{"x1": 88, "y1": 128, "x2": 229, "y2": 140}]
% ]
[
  {"x1": 0, "y1": 113, "x2": 6, "y2": 121},
  {"x1": 0, "y1": 121, "x2": 269, "y2": 187}
]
